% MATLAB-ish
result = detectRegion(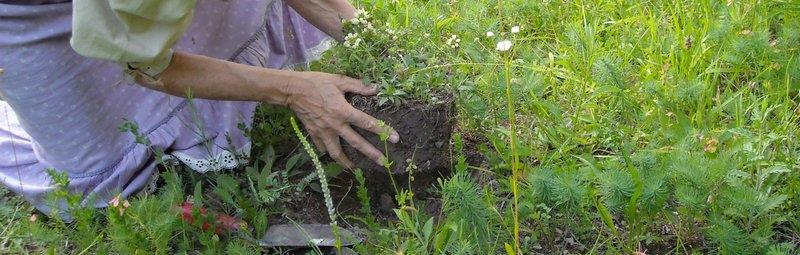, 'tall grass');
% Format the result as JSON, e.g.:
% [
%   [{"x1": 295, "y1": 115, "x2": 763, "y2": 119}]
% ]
[{"x1": 1, "y1": 0, "x2": 798, "y2": 254}]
